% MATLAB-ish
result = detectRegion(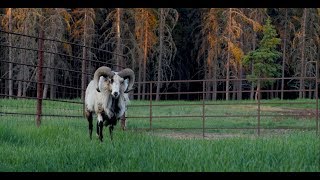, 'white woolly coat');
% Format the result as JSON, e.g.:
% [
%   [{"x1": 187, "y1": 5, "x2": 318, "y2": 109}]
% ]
[{"x1": 85, "y1": 76, "x2": 129, "y2": 119}]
